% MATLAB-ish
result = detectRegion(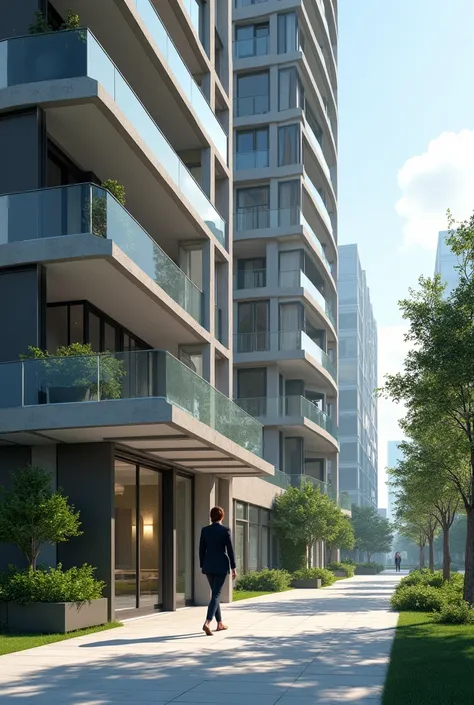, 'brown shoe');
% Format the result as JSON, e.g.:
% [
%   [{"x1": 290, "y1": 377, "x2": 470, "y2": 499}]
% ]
[
  {"x1": 202, "y1": 624, "x2": 213, "y2": 636},
  {"x1": 215, "y1": 624, "x2": 228, "y2": 632}
]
